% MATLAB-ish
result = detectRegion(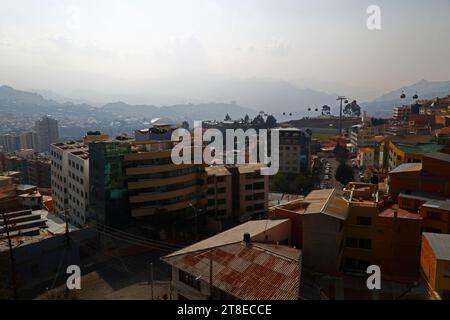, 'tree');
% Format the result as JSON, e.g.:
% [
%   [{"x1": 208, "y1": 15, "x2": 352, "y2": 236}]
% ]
[
  {"x1": 333, "y1": 143, "x2": 349, "y2": 163},
  {"x1": 181, "y1": 121, "x2": 189, "y2": 130},
  {"x1": 224, "y1": 114, "x2": 231, "y2": 121},
  {"x1": 251, "y1": 114, "x2": 265, "y2": 125},
  {"x1": 265, "y1": 115, "x2": 277, "y2": 128},
  {"x1": 272, "y1": 173, "x2": 288, "y2": 192},
  {"x1": 244, "y1": 114, "x2": 250, "y2": 123},
  {"x1": 335, "y1": 163, "x2": 354, "y2": 185},
  {"x1": 321, "y1": 105, "x2": 331, "y2": 116},
  {"x1": 343, "y1": 100, "x2": 361, "y2": 117}
]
